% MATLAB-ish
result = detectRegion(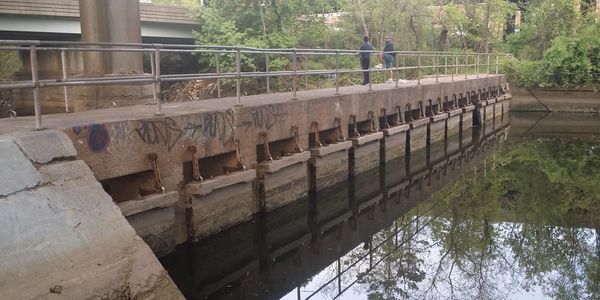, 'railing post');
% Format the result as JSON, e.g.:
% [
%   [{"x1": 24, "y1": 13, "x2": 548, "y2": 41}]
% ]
[
  {"x1": 265, "y1": 53, "x2": 270, "y2": 94},
  {"x1": 395, "y1": 52, "x2": 399, "y2": 88},
  {"x1": 304, "y1": 54, "x2": 308, "y2": 90},
  {"x1": 444, "y1": 54, "x2": 448, "y2": 76},
  {"x1": 435, "y1": 52, "x2": 439, "y2": 83},
  {"x1": 486, "y1": 53, "x2": 491, "y2": 77},
  {"x1": 154, "y1": 46, "x2": 163, "y2": 116},
  {"x1": 464, "y1": 53, "x2": 468, "y2": 80},
  {"x1": 496, "y1": 54, "x2": 499, "y2": 74},
  {"x1": 30, "y1": 45, "x2": 42, "y2": 129},
  {"x1": 476, "y1": 54, "x2": 480, "y2": 78},
  {"x1": 292, "y1": 48, "x2": 297, "y2": 99},
  {"x1": 335, "y1": 50, "x2": 340, "y2": 95},
  {"x1": 236, "y1": 48, "x2": 241, "y2": 105},
  {"x1": 451, "y1": 54, "x2": 455, "y2": 82},
  {"x1": 402, "y1": 55, "x2": 406, "y2": 81},
  {"x1": 417, "y1": 52, "x2": 421, "y2": 85},
  {"x1": 215, "y1": 53, "x2": 221, "y2": 98},
  {"x1": 60, "y1": 49, "x2": 69, "y2": 112}
]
